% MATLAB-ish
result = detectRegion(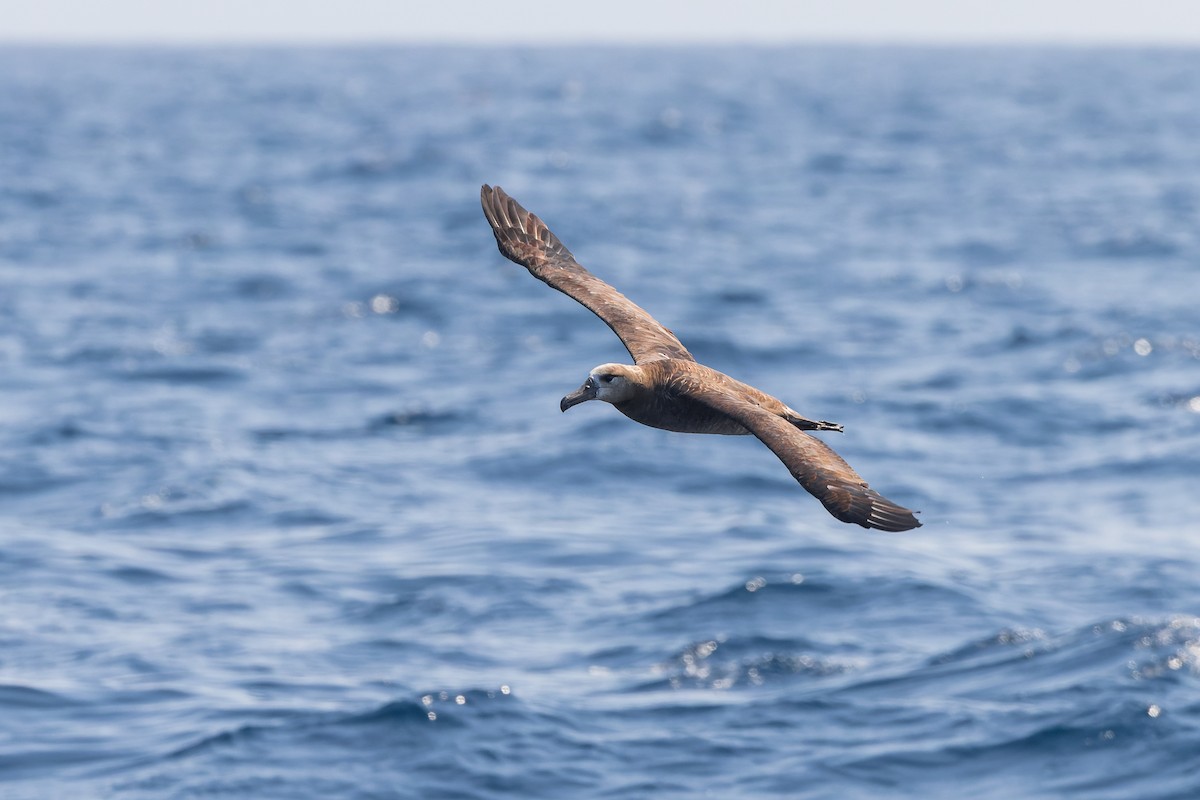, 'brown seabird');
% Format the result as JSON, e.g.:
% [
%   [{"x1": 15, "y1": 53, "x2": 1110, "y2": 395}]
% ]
[{"x1": 480, "y1": 185, "x2": 921, "y2": 532}]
